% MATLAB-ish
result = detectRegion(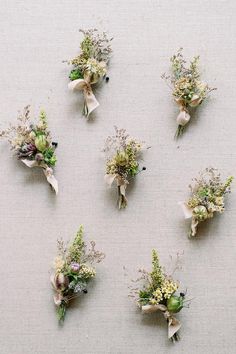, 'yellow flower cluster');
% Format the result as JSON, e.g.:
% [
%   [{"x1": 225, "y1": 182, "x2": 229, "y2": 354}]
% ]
[
  {"x1": 149, "y1": 279, "x2": 178, "y2": 305},
  {"x1": 79, "y1": 264, "x2": 96, "y2": 279},
  {"x1": 152, "y1": 288, "x2": 163, "y2": 303},
  {"x1": 161, "y1": 279, "x2": 178, "y2": 299},
  {"x1": 149, "y1": 298, "x2": 158, "y2": 305}
]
